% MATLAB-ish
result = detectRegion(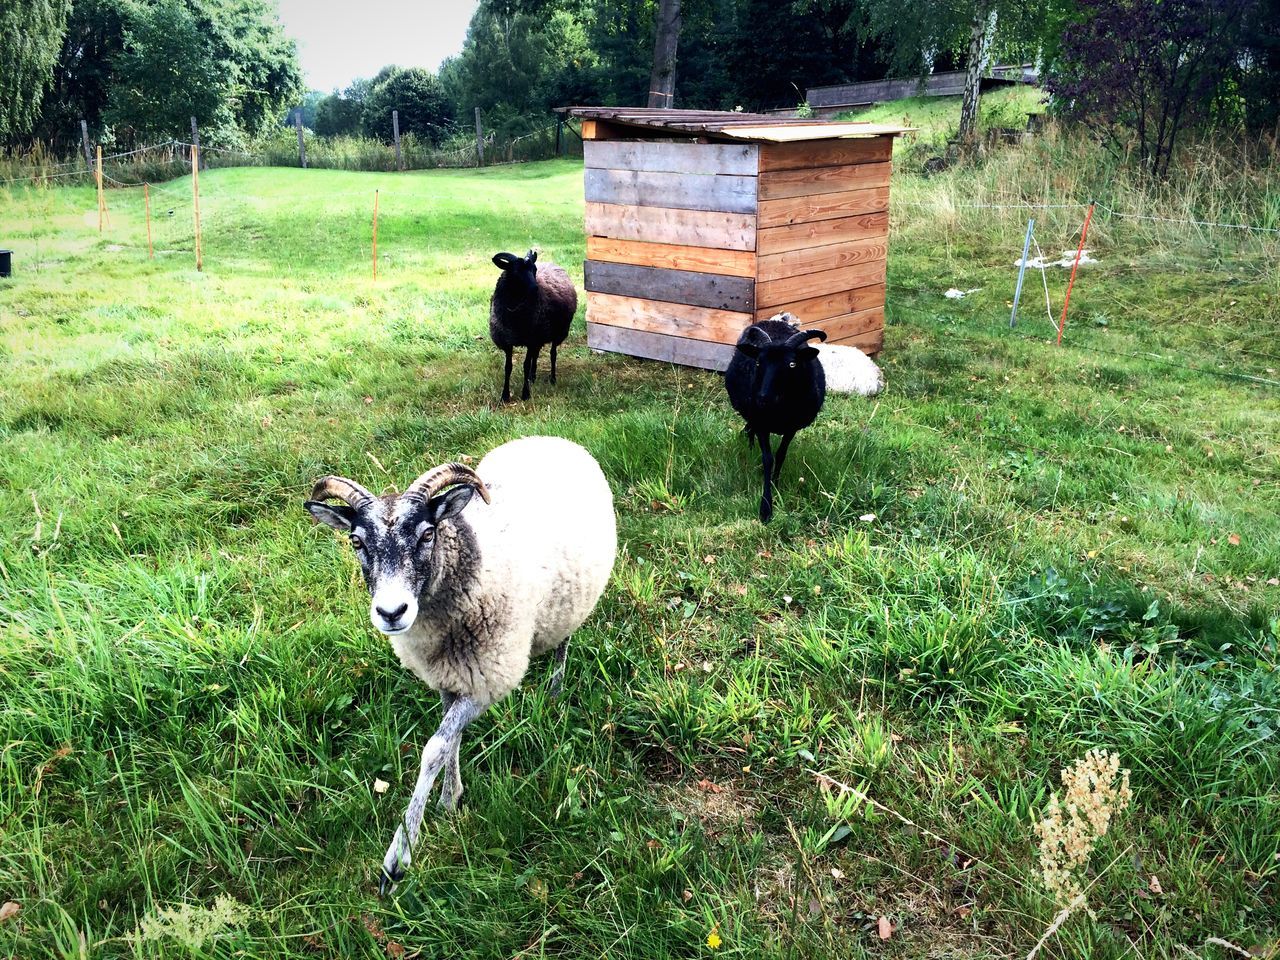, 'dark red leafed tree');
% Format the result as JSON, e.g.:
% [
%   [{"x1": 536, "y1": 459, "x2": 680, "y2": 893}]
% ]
[{"x1": 1046, "y1": 0, "x2": 1255, "y2": 177}]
